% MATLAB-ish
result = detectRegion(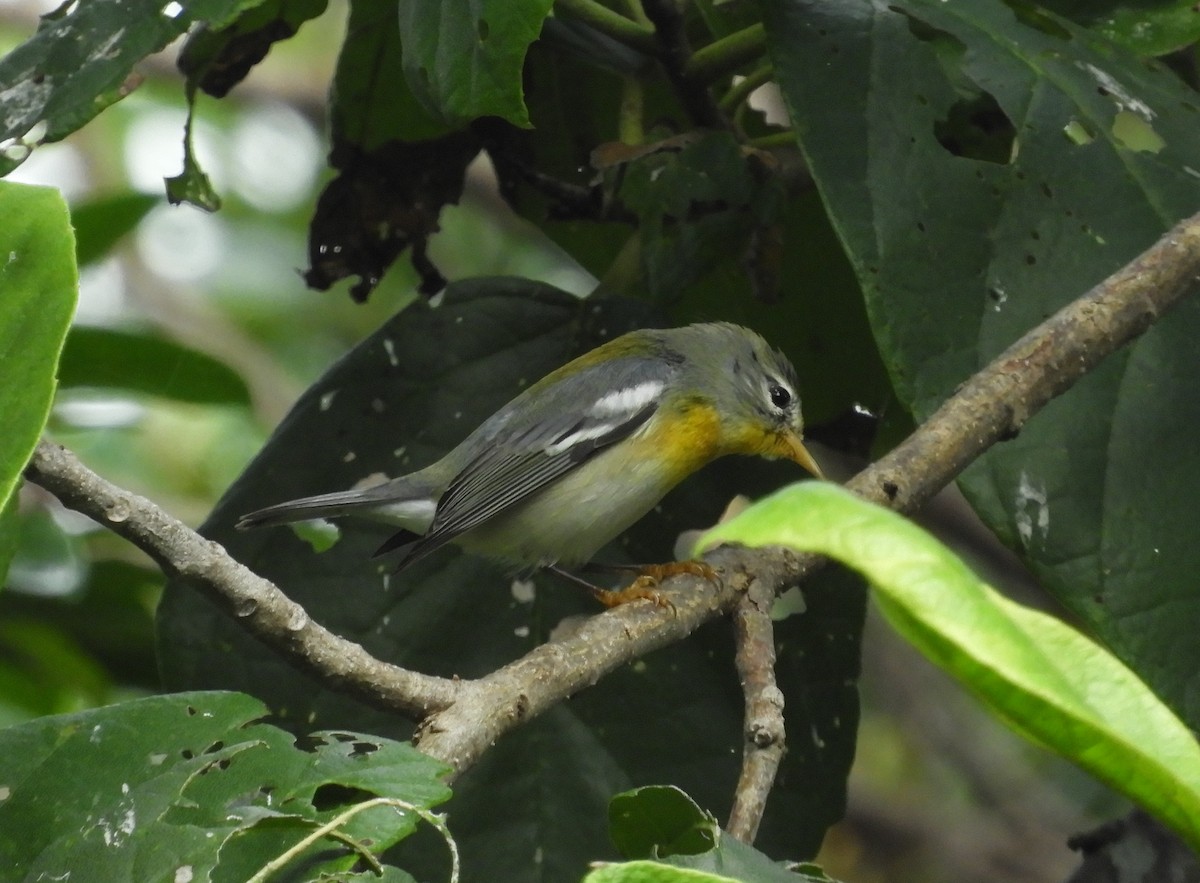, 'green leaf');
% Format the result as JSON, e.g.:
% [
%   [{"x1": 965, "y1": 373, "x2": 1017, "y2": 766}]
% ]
[
  {"x1": 0, "y1": 691, "x2": 451, "y2": 880},
  {"x1": 58, "y1": 326, "x2": 250, "y2": 405},
  {"x1": 1039, "y1": 0, "x2": 1200, "y2": 57},
  {"x1": 617, "y1": 133, "x2": 784, "y2": 301},
  {"x1": 179, "y1": 0, "x2": 329, "y2": 98},
  {"x1": 585, "y1": 862, "x2": 739, "y2": 883},
  {"x1": 331, "y1": 0, "x2": 451, "y2": 148},
  {"x1": 0, "y1": 182, "x2": 76, "y2": 512},
  {"x1": 158, "y1": 280, "x2": 863, "y2": 879},
  {"x1": 698, "y1": 482, "x2": 1200, "y2": 851},
  {"x1": 0, "y1": 0, "x2": 261, "y2": 175},
  {"x1": 609, "y1": 786, "x2": 719, "y2": 859},
  {"x1": 765, "y1": 0, "x2": 1200, "y2": 729},
  {"x1": 71, "y1": 193, "x2": 158, "y2": 267},
  {"x1": 165, "y1": 107, "x2": 223, "y2": 211},
  {"x1": 396, "y1": 0, "x2": 555, "y2": 127}
]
